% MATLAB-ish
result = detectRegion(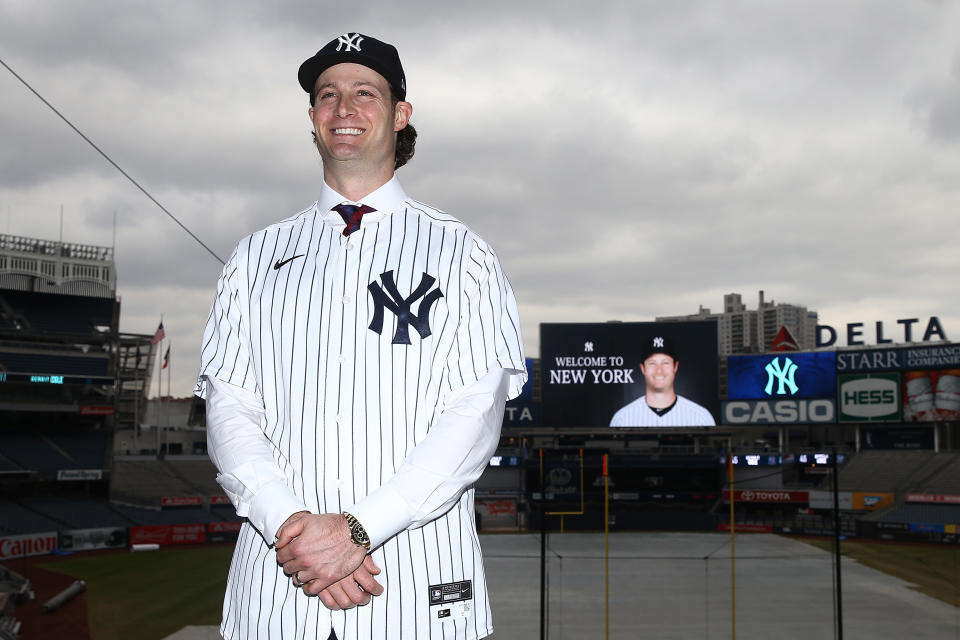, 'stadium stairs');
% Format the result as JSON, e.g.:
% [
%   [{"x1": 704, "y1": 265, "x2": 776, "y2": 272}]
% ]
[
  {"x1": 905, "y1": 451, "x2": 960, "y2": 494},
  {"x1": 0, "y1": 562, "x2": 33, "y2": 640},
  {"x1": 837, "y1": 450, "x2": 936, "y2": 492}
]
